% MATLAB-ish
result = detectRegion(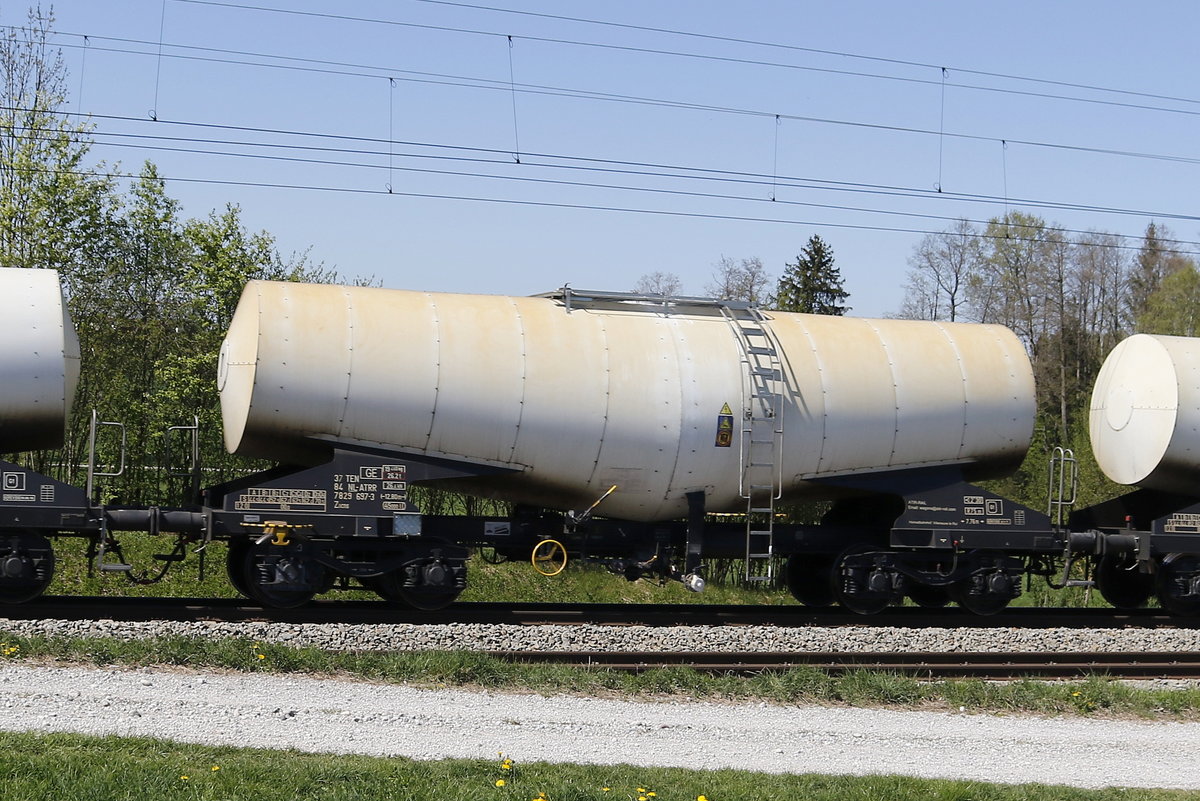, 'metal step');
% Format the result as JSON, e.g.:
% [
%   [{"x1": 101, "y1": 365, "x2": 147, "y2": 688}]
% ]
[{"x1": 99, "y1": 562, "x2": 133, "y2": 573}]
